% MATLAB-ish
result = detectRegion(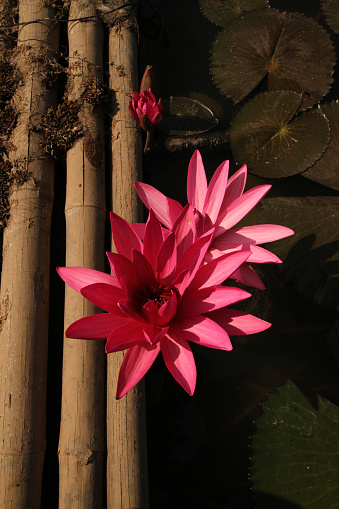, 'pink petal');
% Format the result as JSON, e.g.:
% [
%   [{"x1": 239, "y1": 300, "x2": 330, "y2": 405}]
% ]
[
  {"x1": 206, "y1": 308, "x2": 271, "y2": 335},
  {"x1": 246, "y1": 245, "x2": 282, "y2": 264},
  {"x1": 176, "y1": 231, "x2": 214, "y2": 290},
  {"x1": 132, "y1": 249, "x2": 156, "y2": 289},
  {"x1": 216, "y1": 185, "x2": 271, "y2": 233},
  {"x1": 118, "y1": 298, "x2": 146, "y2": 323},
  {"x1": 135, "y1": 182, "x2": 183, "y2": 229},
  {"x1": 80, "y1": 283, "x2": 125, "y2": 312},
  {"x1": 180, "y1": 286, "x2": 251, "y2": 315},
  {"x1": 172, "y1": 204, "x2": 196, "y2": 260},
  {"x1": 211, "y1": 242, "x2": 282, "y2": 264},
  {"x1": 116, "y1": 342, "x2": 160, "y2": 399},
  {"x1": 157, "y1": 291, "x2": 177, "y2": 326},
  {"x1": 161, "y1": 333, "x2": 196, "y2": 395},
  {"x1": 106, "y1": 252, "x2": 135, "y2": 283},
  {"x1": 57, "y1": 266, "x2": 119, "y2": 293},
  {"x1": 110, "y1": 212, "x2": 143, "y2": 260},
  {"x1": 156, "y1": 232, "x2": 177, "y2": 284},
  {"x1": 203, "y1": 159, "x2": 229, "y2": 223},
  {"x1": 141, "y1": 299, "x2": 159, "y2": 324},
  {"x1": 216, "y1": 224, "x2": 294, "y2": 245},
  {"x1": 187, "y1": 150, "x2": 207, "y2": 212},
  {"x1": 230, "y1": 264, "x2": 265, "y2": 290},
  {"x1": 106, "y1": 319, "x2": 147, "y2": 353},
  {"x1": 218, "y1": 164, "x2": 247, "y2": 216},
  {"x1": 66, "y1": 313, "x2": 128, "y2": 339},
  {"x1": 130, "y1": 222, "x2": 146, "y2": 240},
  {"x1": 143, "y1": 325, "x2": 168, "y2": 345},
  {"x1": 171, "y1": 315, "x2": 232, "y2": 350},
  {"x1": 188, "y1": 251, "x2": 251, "y2": 292},
  {"x1": 143, "y1": 209, "x2": 164, "y2": 269}
]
